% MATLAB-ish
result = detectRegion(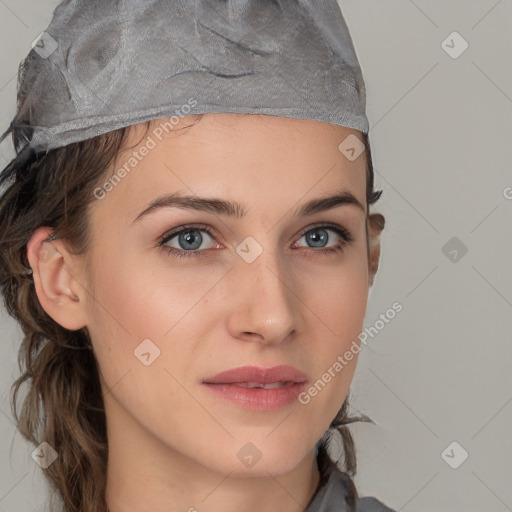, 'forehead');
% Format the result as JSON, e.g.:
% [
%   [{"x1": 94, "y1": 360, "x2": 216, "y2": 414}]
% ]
[
  {"x1": 96, "y1": 113, "x2": 367, "y2": 222},
  {"x1": 126, "y1": 112, "x2": 365, "y2": 158}
]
